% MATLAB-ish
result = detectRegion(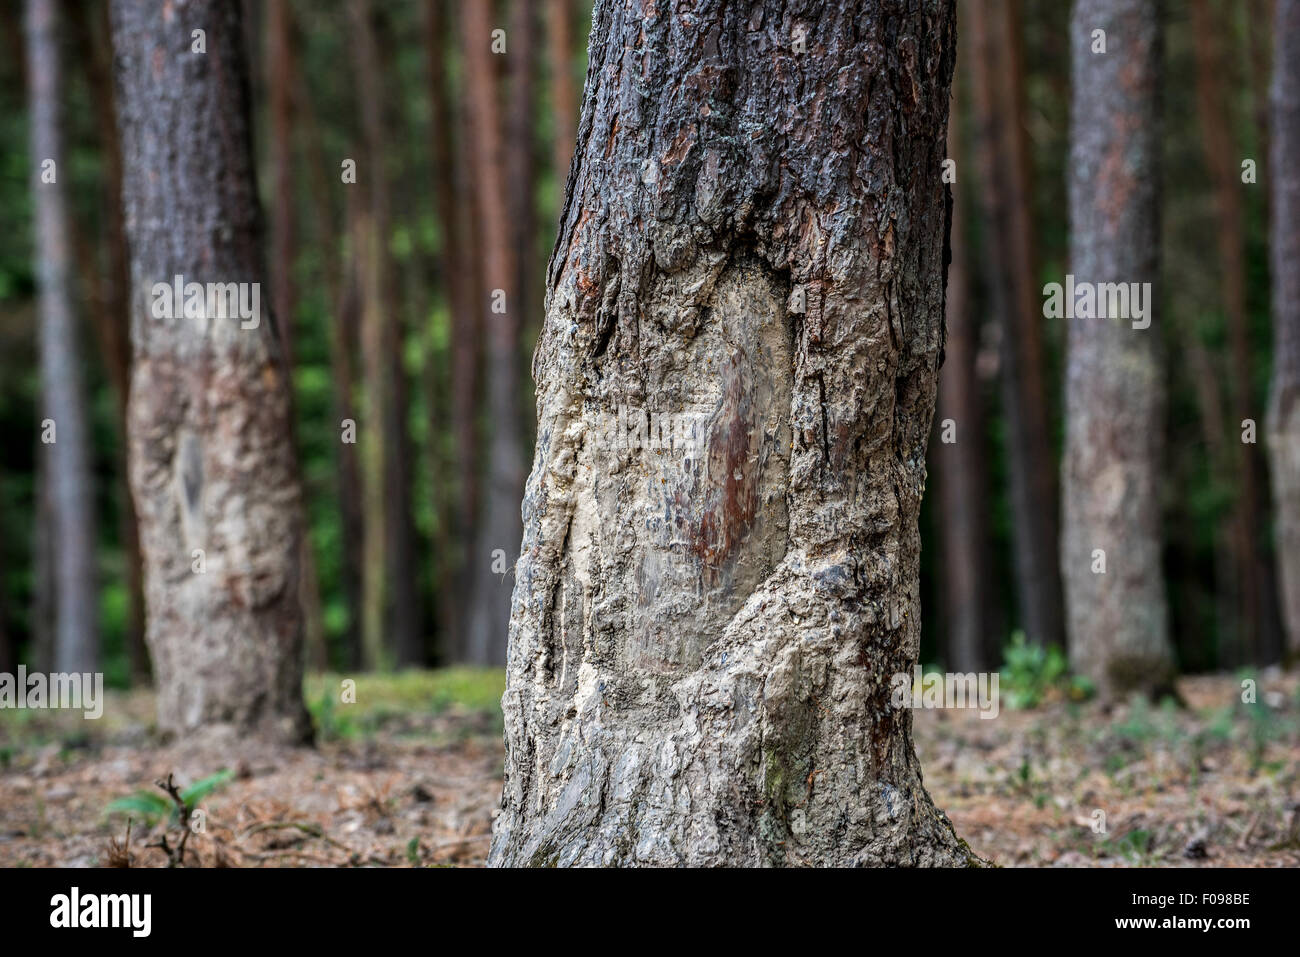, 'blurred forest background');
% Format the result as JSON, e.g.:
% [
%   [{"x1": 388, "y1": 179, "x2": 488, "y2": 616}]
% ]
[{"x1": 0, "y1": 0, "x2": 1291, "y2": 687}]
